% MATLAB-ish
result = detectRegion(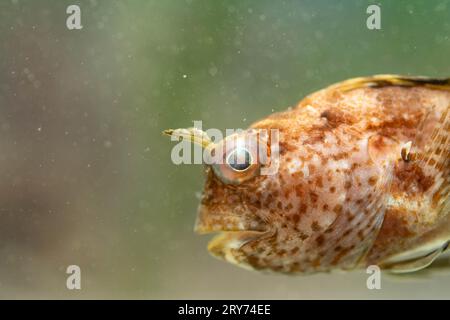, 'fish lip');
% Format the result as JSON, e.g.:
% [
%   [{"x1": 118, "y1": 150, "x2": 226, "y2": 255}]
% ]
[
  {"x1": 194, "y1": 208, "x2": 274, "y2": 262},
  {"x1": 194, "y1": 225, "x2": 268, "y2": 235},
  {"x1": 194, "y1": 215, "x2": 270, "y2": 235},
  {"x1": 206, "y1": 229, "x2": 274, "y2": 261},
  {"x1": 194, "y1": 204, "x2": 270, "y2": 235},
  {"x1": 195, "y1": 216, "x2": 274, "y2": 251}
]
